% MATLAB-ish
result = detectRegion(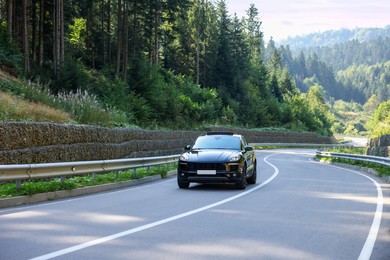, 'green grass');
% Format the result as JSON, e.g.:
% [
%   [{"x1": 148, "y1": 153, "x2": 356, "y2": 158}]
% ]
[
  {"x1": 0, "y1": 164, "x2": 176, "y2": 198},
  {"x1": 316, "y1": 146, "x2": 389, "y2": 177},
  {"x1": 323, "y1": 146, "x2": 366, "y2": 155},
  {"x1": 316, "y1": 156, "x2": 389, "y2": 176}
]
